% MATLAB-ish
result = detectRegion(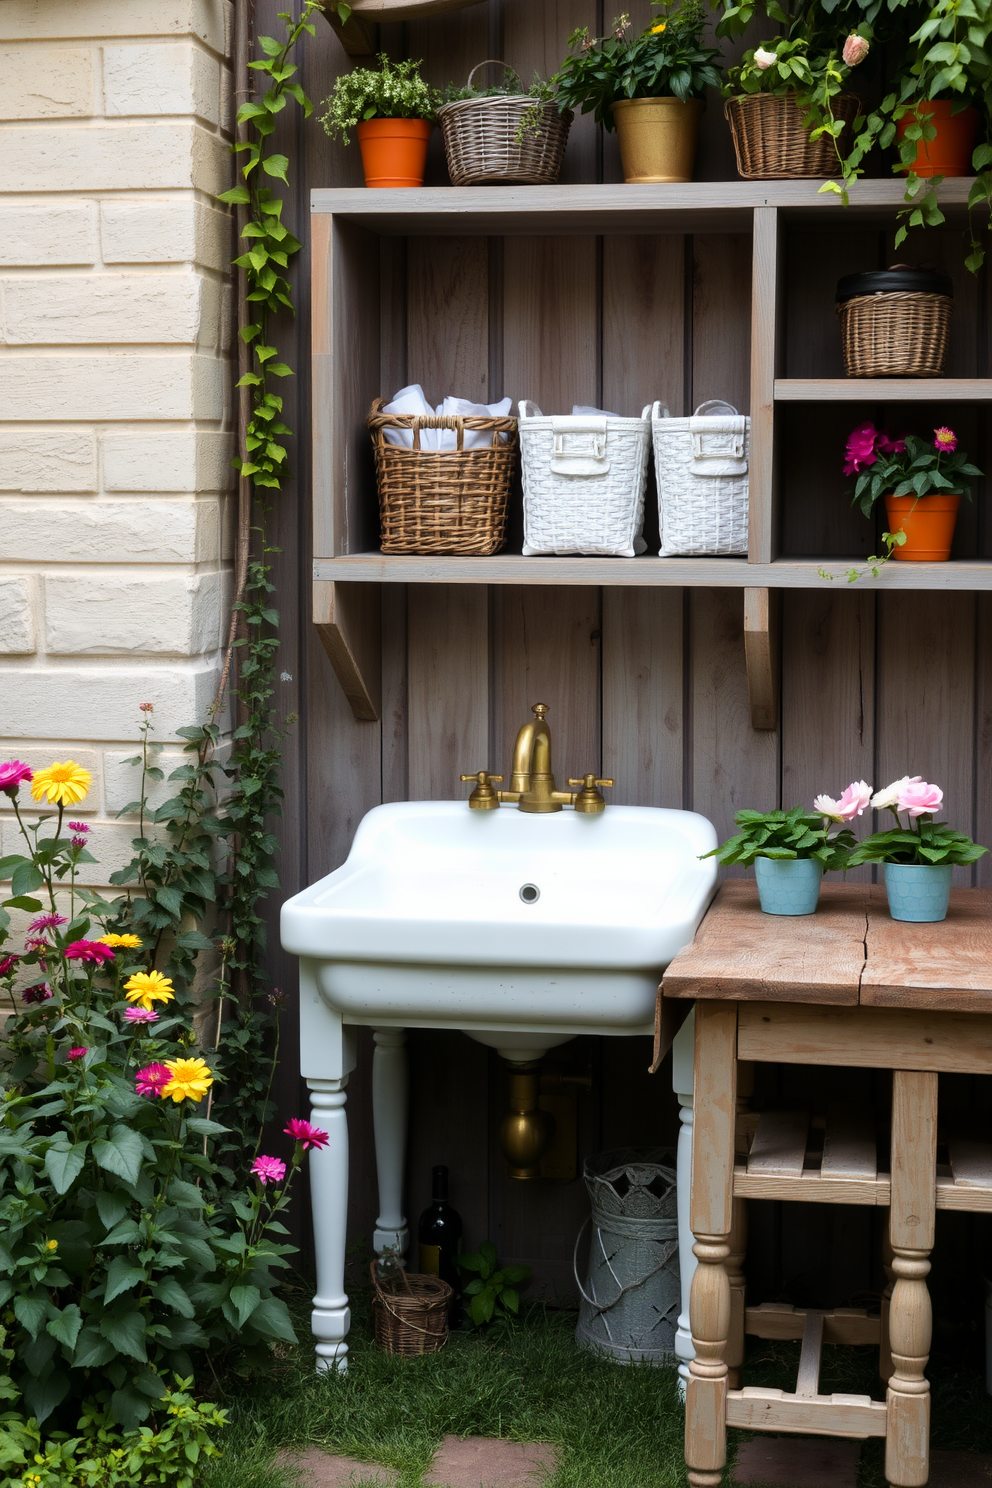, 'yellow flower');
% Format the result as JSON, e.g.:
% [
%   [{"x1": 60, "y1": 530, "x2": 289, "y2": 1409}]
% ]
[
  {"x1": 30, "y1": 760, "x2": 92, "y2": 807},
  {"x1": 45, "y1": 1240, "x2": 58, "y2": 1251},
  {"x1": 651, "y1": 20, "x2": 667, "y2": 30},
  {"x1": 99, "y1": 933, "x2": 143, "y2": 949},
  {"x1": 161, "y1": 1057, "x2": 213, "y2": 1104},
  {"x1": 123, "y1": 969, "x2": 175, "y2": 1011}
]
